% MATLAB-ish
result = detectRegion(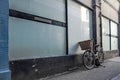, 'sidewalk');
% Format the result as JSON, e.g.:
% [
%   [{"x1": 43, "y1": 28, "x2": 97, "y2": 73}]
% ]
[
  {"x1": 111, "y1": 73, "x2": 120, "y2": 80},
  {"x1": 39, "y1": 57, "x2": 120, "y2": 80}
]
